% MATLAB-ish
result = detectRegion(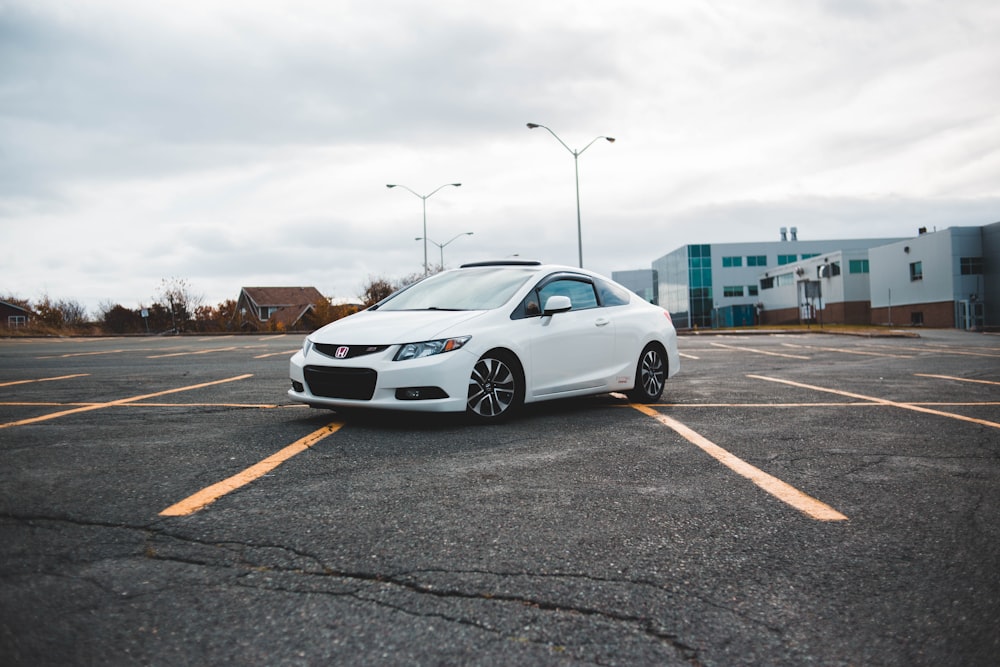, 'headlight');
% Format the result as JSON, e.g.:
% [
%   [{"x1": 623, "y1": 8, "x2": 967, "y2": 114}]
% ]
[
  {"x1": 302, "y1": 338, "x2": 313, "y2": 357},
  {"x1": 393, "y1": 336, "x2": 471, "y2": 361}
]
